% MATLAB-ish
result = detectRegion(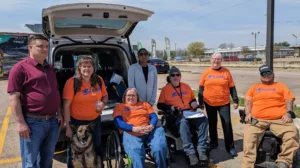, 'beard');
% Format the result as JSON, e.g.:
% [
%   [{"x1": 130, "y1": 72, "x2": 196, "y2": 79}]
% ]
[{"x1": 261, "y1": 77, "x2": 274, "y2": 84}]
